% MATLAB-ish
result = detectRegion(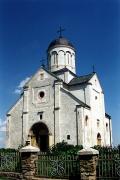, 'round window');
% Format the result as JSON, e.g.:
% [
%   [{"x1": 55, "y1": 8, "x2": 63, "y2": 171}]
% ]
[{"x1": 39, "y1": 91, "x2": 45, "y2": 98}]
